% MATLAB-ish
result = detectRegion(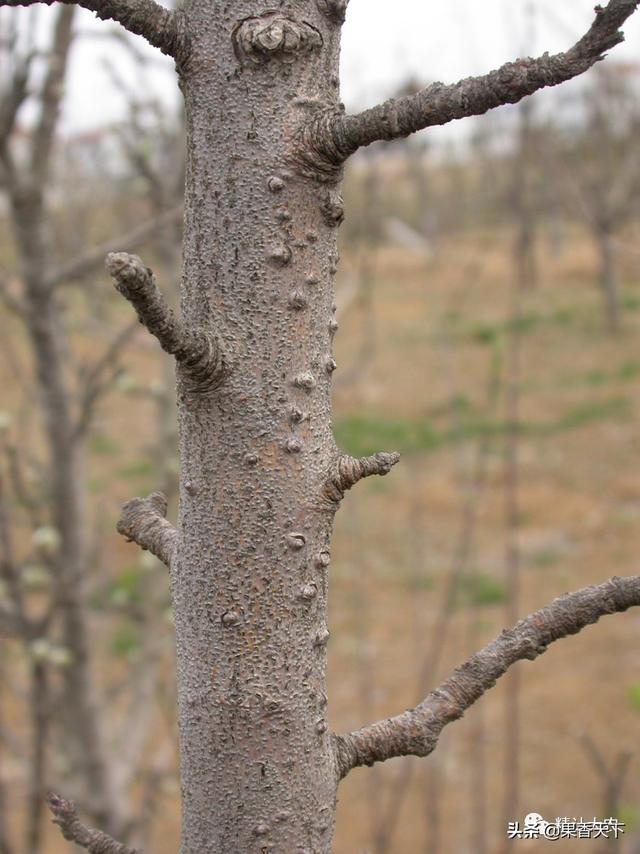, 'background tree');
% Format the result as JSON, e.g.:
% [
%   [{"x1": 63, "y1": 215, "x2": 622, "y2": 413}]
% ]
[
  {"x1": 548, "y1": 62, "x2": 640, "y2": 331},
  {"x1": 0, "y1": 12, "x2": 183, "y2": 849},
  {"x1": 0, "y1": 1, "x2": 639, "y2": 853}
]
